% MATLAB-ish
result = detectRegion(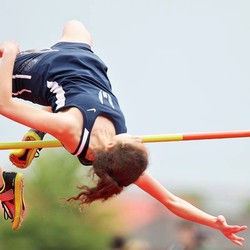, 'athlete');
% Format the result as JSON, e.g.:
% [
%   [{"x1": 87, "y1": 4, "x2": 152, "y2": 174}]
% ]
[{"x1": 0, "y1": 20, "x2": 247, "y2": 245}]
